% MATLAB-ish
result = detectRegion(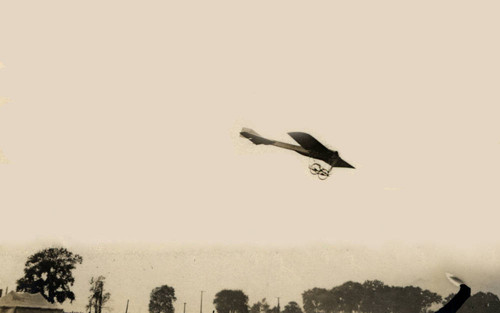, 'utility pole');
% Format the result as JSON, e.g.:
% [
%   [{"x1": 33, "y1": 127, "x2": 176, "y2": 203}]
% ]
[
  {"x1": 200, "y1": 291, "x2": 203, "y2": 313},
  {"x1": 125, "y1": 300, "x2": 129, "y2": 313},
  {"x1": 184, "y1": 303, "x2": 186, "y2": 313},
  {"x1": 276, "y1": 298, "x2": 280, "y2": 313}
]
